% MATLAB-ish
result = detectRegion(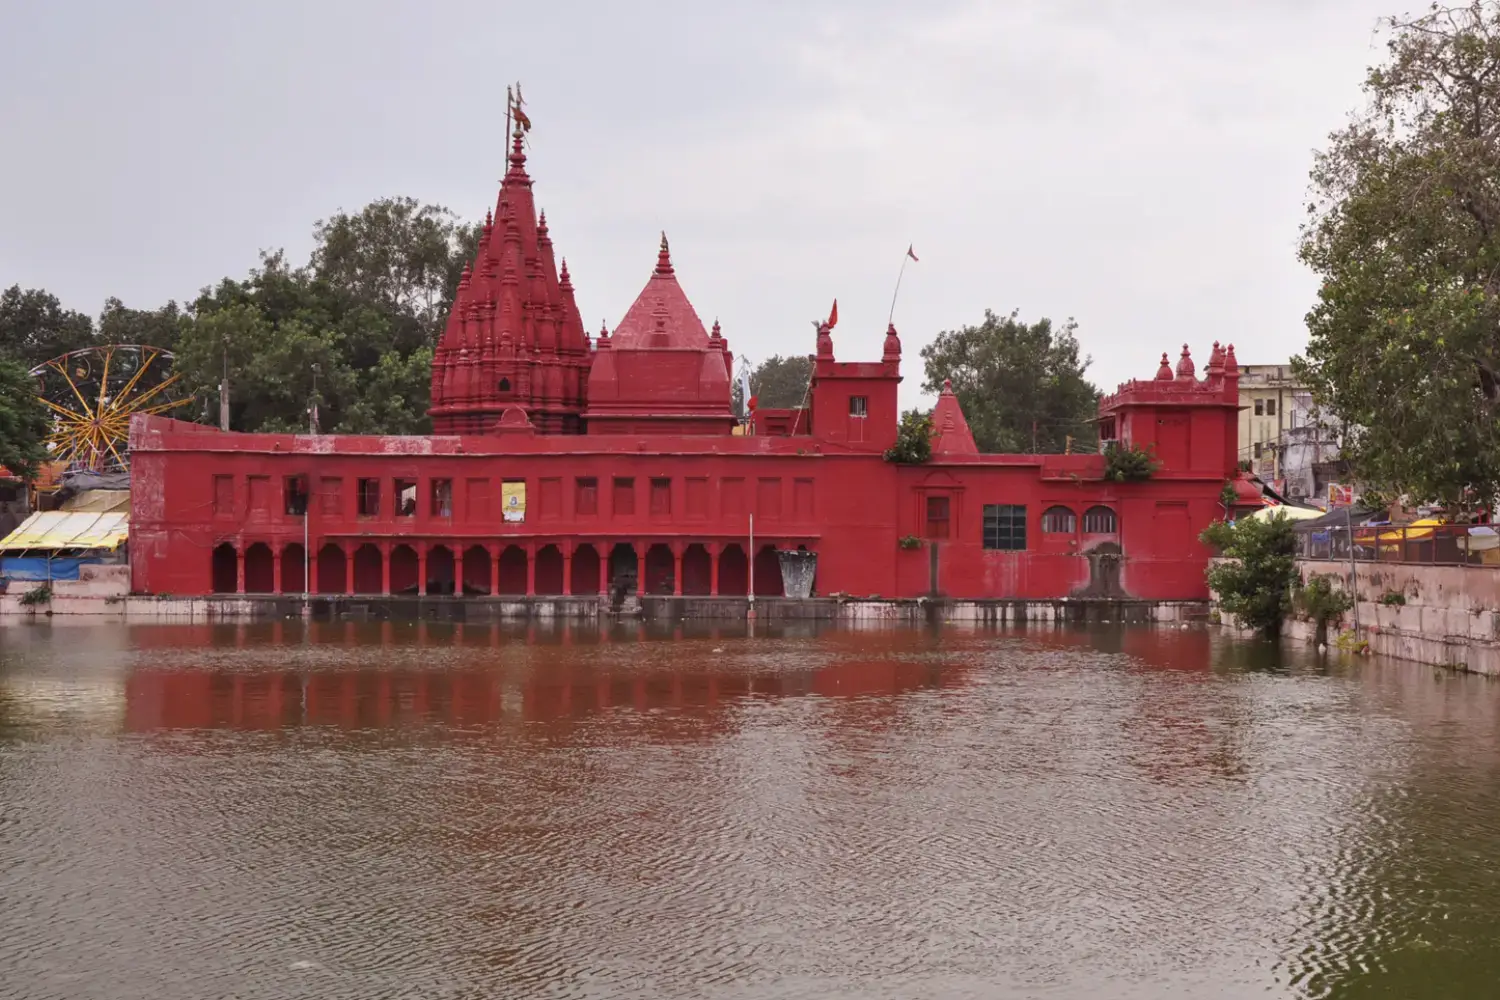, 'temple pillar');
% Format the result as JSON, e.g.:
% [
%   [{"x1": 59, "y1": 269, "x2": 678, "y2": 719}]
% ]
[
  {"x1": 673, "y1": 544, "x2": 683, "y2": 597},
  {"x1": 491, "y1": 545, "x2": 502, "y2": 596},
  {"x1": 526, "y1": 543, "x2": 537, "y2": 597},
  {"x1": 599, "y1": 542, "x2": 609, "y2": 598},
  {"x1": 709, "y1": 543, "x2": 720, "y2": 597},
  {"x1": 417, "y1": 544, "x2": 428, "y2": 597},
  {"x1": 236, "y1": 541, "x2": 245, "y2": 594},
  {"x1": 272, "y1": 549, "x2": 282, "y2": 596},
  {"x1": 340, "y1": 544, "x2": 351, "y2": 595},
  {"x1": 380, "y1": 542, "x2": 392, "y2": 596},
  {"x1": 636, "y1": 543, "x2": 646, "y2": 598},
  {"x1": 562, "y1": 542, "x2": 573, "y2": 596}
]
